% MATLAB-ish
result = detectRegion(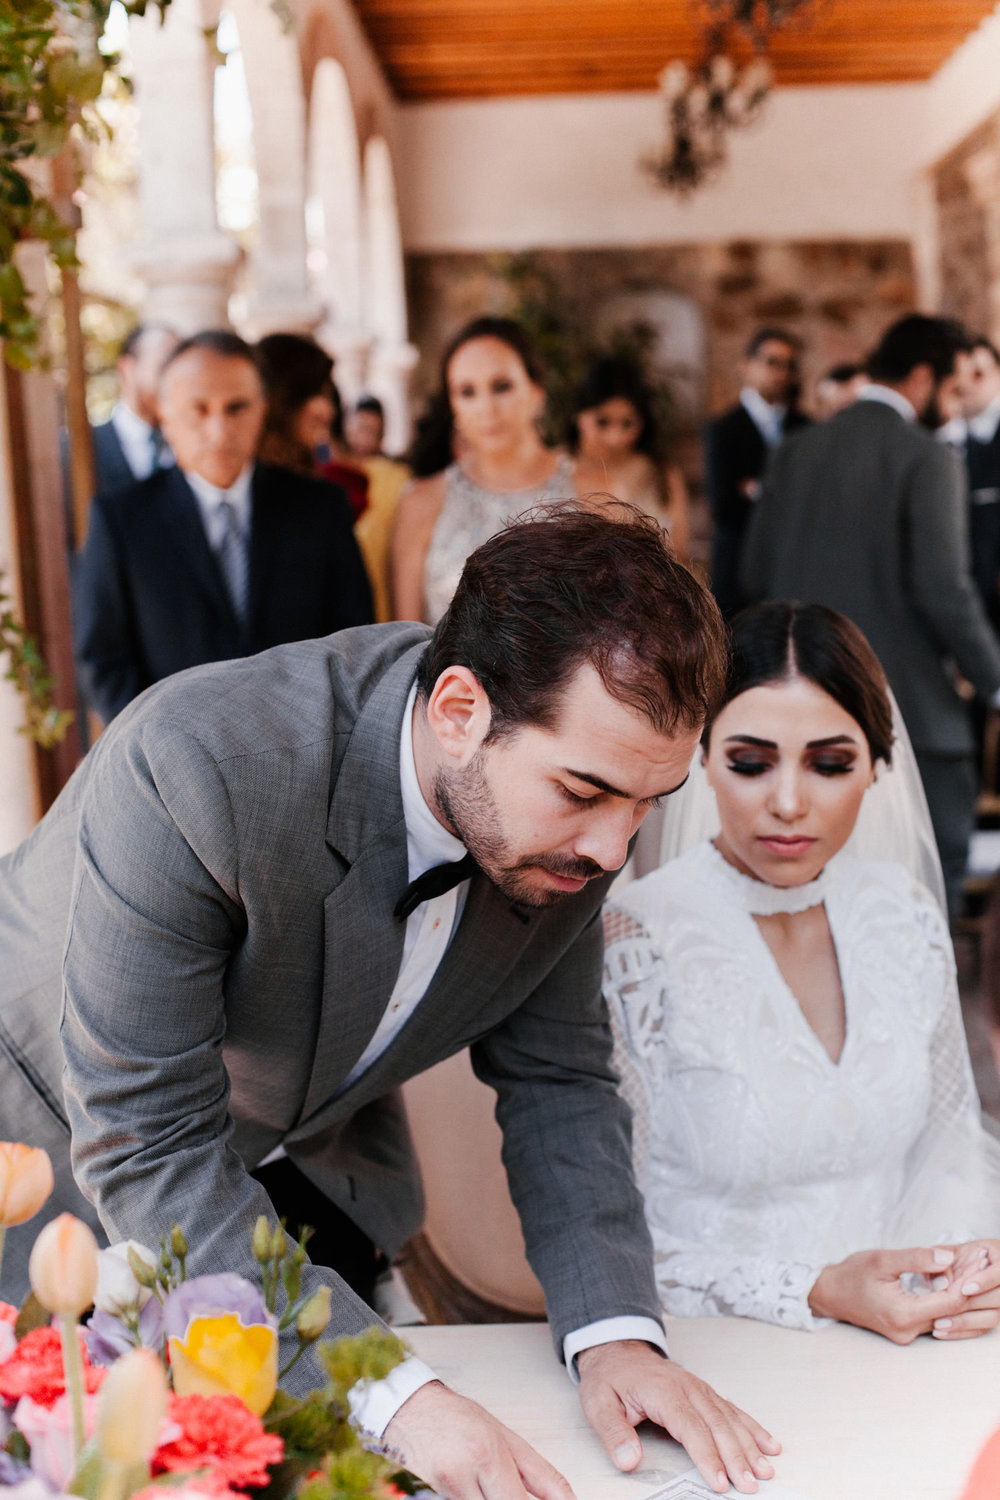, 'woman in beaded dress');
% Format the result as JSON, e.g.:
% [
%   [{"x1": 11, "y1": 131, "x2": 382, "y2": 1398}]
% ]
[
  {"x1": 604, "y1": 601, "x2": 1000, "y2": 1346},
  {"x1": 391, "y1": 317, "x2": 576, "y2": 625}
]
